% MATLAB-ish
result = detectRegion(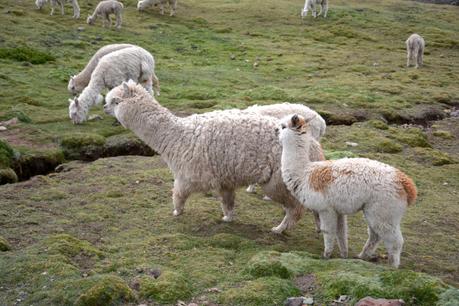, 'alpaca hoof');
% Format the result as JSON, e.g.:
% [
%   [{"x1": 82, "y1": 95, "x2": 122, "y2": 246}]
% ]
[
  {"x1": 271, "y1": 226, "x2": 284, "y2": 234},
  {"x1": 262, "y1": 195, "x2": 272, "y2": 201},
  {"x1": 322, "y1": 251, "x2": 332, "y2": 259},
  {"x1": 173, "y1": 209, "x2": 182, "y2": 216},
  {"x1": 340, "y1": 252, "x2": 348, "y2": 259},
  {"x1": 222, "y1": 215, "x2": 233, "y2": 222}
]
